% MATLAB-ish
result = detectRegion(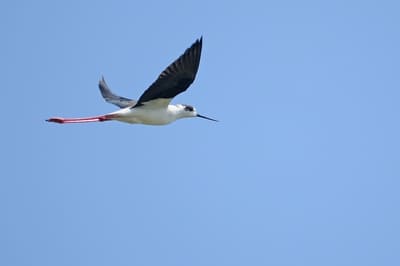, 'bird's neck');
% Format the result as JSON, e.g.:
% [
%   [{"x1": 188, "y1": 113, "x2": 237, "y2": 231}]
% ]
[{"x1": 168, "y1": 104, "x2": 187, "y2": 119}]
